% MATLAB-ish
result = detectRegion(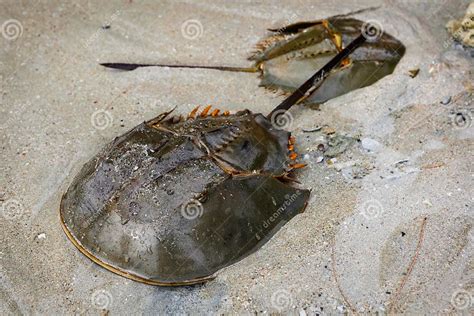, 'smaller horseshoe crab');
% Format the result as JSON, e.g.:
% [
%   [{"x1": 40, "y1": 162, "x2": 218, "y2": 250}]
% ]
[
  {"x1": 101, "y1": 10, "x2": 405, "y2": 106},
  {"x1": 60, "y1": 34, "x2": 367, "y2": 285}
]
